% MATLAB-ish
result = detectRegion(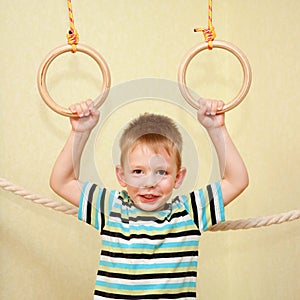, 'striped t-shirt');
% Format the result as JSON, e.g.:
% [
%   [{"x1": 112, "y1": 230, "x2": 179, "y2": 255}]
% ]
[{"x1": 78, "y1": 182, "x2": 225, "y2": 300}]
